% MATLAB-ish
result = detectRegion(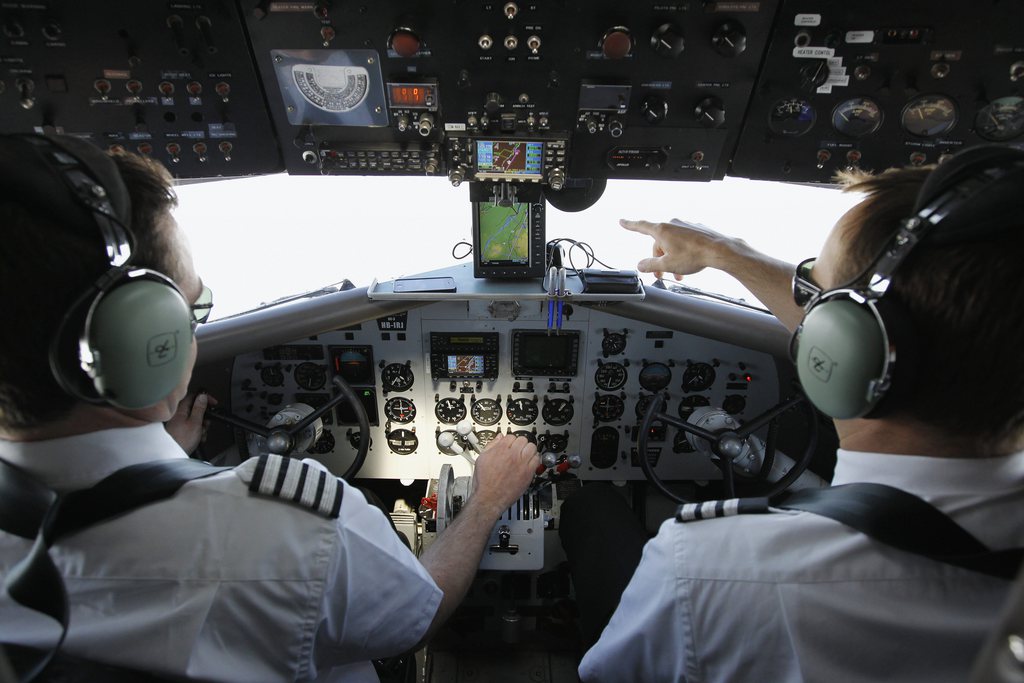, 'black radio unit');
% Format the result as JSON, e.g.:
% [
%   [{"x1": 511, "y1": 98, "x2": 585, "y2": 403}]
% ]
[
  {"x1": 511, "y1": 330, "x2": 580, "y2": 377},
  {"x1": 430, "y1": 332, "x2": 499, "y2": 381}
]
